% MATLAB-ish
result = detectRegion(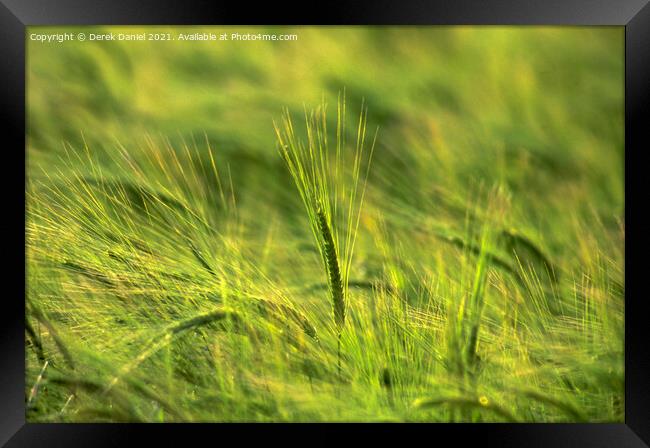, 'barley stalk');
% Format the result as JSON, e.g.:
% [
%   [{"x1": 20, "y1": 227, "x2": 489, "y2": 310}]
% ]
[{"x1": 275, "y1": 96, "x2": 376, "y2": 379}]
